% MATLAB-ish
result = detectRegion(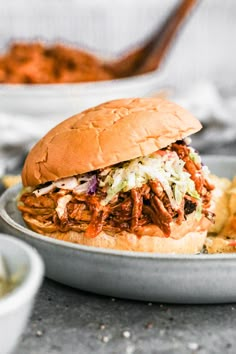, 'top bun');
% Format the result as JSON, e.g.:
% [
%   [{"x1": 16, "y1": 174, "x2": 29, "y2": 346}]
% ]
[{"x1": 22, "y1": 97, "x2": 202, "y2": 187}]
